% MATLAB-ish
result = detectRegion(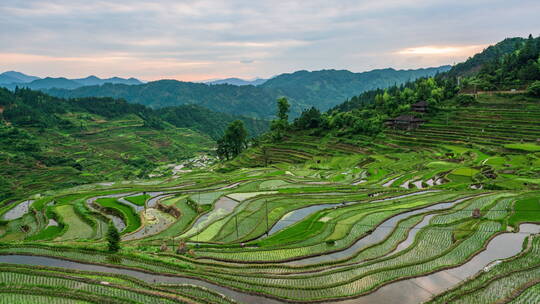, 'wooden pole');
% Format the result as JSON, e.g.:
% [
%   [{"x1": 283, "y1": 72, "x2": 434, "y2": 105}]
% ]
[
  {"x1": 235, "y1": 215, "x2": 239, "y2": 239},
  {"x1": 265, "y1": 200, "x2": 269, "y2": 235}
]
